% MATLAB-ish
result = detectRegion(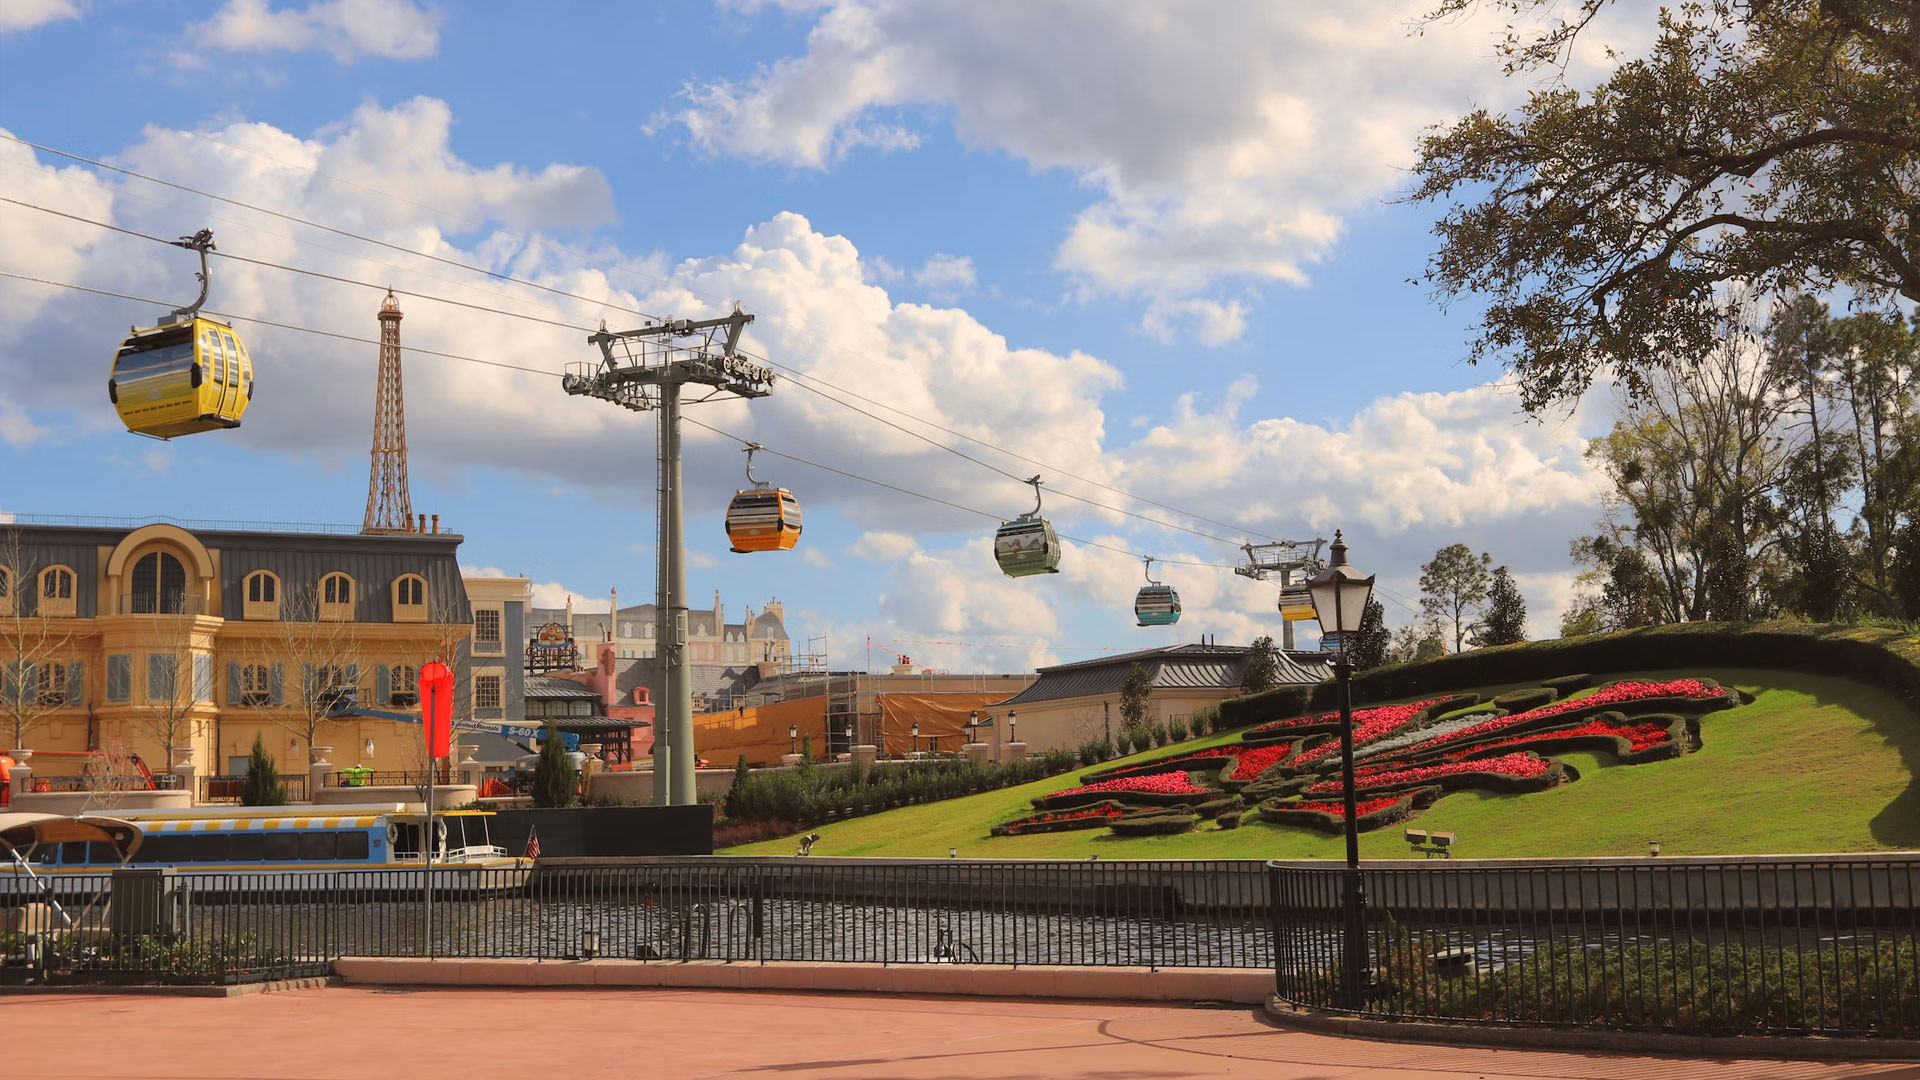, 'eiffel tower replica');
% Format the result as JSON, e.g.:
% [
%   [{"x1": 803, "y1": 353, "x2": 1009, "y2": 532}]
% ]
[{"x1": 362, "y1": 289, "x2": 414, "y2": 534}]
